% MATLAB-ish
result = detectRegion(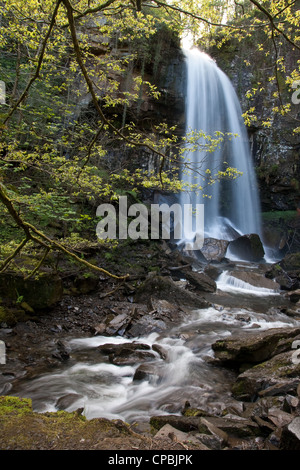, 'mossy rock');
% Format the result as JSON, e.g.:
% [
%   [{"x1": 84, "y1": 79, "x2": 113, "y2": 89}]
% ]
[
  {"x1": 280, "y1": 252, "x2": 300, "y2": 272},
  {"x1": 0, "y1": 272, "x2": 63, "y2": 309},
  {"x1": 0, "y1": 395, "x2": 140, "y2": 450},
  {"x1": 0, "y1": 305, "x2": 33, "y2": 326}
]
